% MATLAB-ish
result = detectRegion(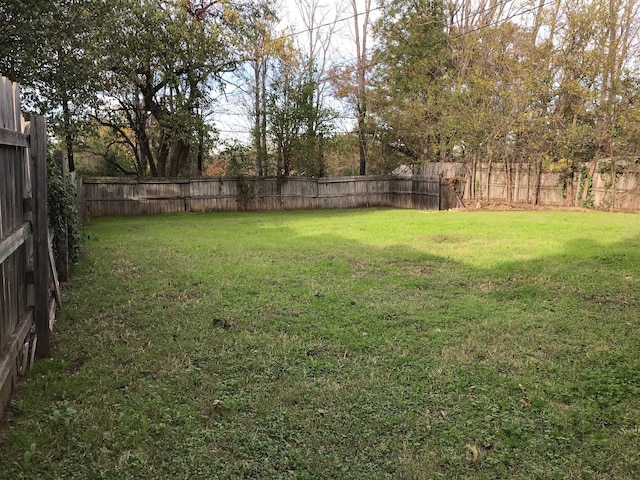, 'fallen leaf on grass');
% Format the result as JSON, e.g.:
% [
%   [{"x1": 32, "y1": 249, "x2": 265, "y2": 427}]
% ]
[
  {"x1": 440, "y1": 410, "x2": 447, "y2": 418},
  {"x1": 103, "y1": 431, "x2": 113, "y2": 441},
  {"x1": 522, "y1": 396, "x2": 531, "y2": 406},
  {"x1": 466, "y1": 444, "x2": 480, "y2": 463}
]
